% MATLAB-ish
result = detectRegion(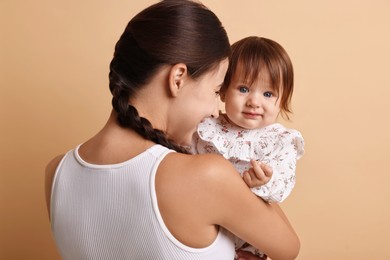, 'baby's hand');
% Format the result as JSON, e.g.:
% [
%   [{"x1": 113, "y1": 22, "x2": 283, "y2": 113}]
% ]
[{"x1": 242, "y1": 160, "x2": 273, "y2": 188}]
